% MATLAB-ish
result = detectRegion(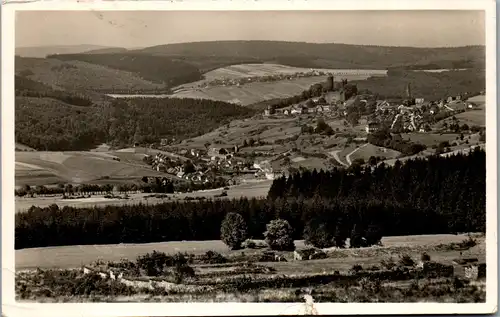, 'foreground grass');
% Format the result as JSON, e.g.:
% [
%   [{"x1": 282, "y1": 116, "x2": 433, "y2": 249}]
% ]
[
  {"x1": 16, "y1": 235, "x2": 486, "y2": 303},
  {"x1": 16, "y1": 269, "x2": 485, "y2": 303}
]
